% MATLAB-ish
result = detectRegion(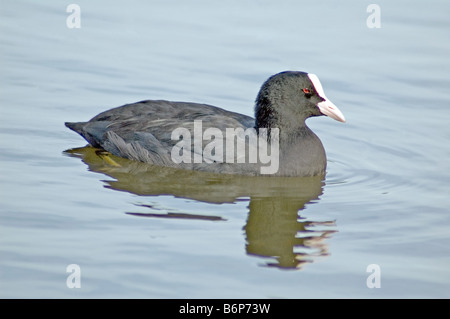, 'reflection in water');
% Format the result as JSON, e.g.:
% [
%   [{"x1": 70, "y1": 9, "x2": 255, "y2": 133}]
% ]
[
  {"x1": 64, "y1": 146, "x2": 337, "y2": 270},
  {"x1": 246, "y1": 199, "x2": 336, "y2": 269}
]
